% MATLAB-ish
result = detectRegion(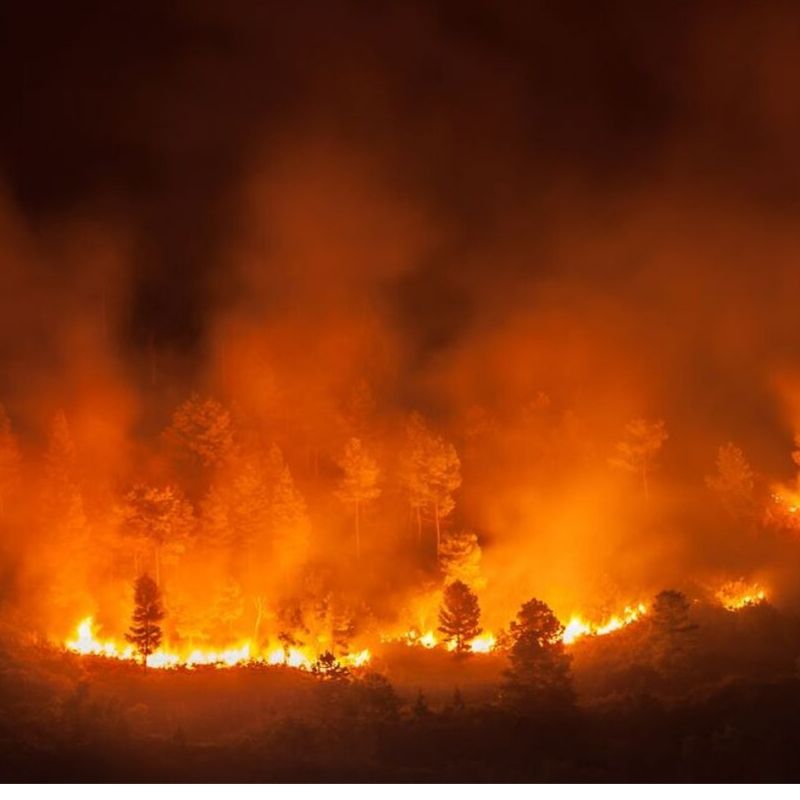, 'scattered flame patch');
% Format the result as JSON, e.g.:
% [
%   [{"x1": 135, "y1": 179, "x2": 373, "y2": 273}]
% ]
[
  {"x1": 562, "y1": 604, "x2": 647, "y2": 645},
  {"x1": 65, "y1": 617, "x2": 369, "y2": 671},
  {"x1": 715, "y1": 580, "x2": 767, "y2": 611},
  {"x1": 468, "y1": 633, "x2": 496, "y2": 653}
]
